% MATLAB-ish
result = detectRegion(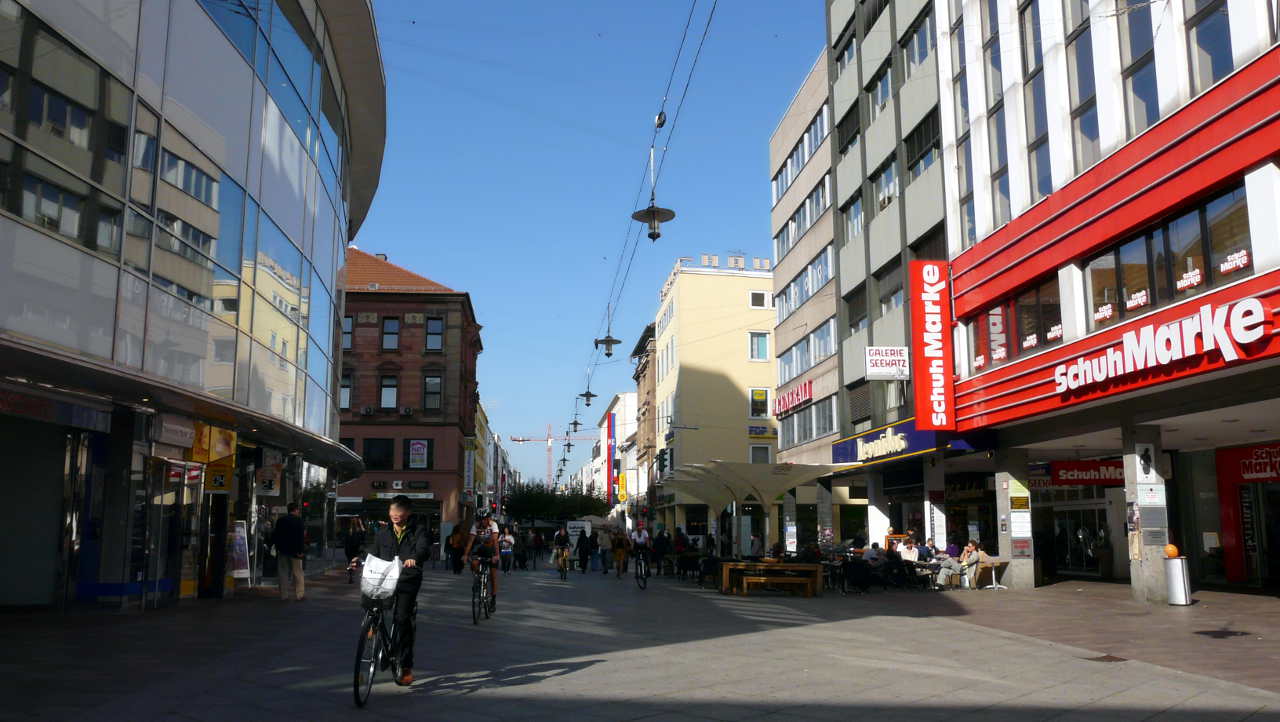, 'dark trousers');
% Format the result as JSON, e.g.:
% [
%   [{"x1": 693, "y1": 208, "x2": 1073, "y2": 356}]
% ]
[
  {"x1": 500, "y1": 552, "x2": 513, "y2": 572},
  {"x1": 394, "y1": 586, "x2": 419, "y2": 669},
  {"x1": 450, "y1": 549, "x2": 464, "y2": 574}
]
